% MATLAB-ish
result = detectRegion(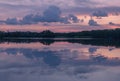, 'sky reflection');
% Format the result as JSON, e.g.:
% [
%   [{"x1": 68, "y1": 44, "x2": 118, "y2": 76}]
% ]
[{"x1": 0, "y1": 41, "x2": 120, "y2": 81}]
